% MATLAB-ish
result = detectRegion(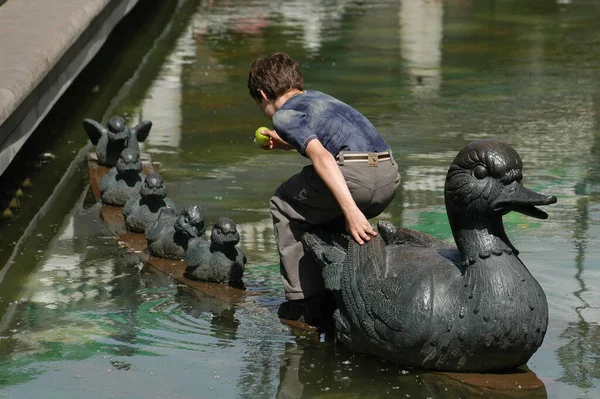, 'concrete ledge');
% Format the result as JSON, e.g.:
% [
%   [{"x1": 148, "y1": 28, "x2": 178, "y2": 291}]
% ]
[{"x1": 0, "y1": 0, "x2": 142, "y2": 176}]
